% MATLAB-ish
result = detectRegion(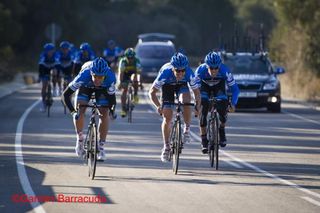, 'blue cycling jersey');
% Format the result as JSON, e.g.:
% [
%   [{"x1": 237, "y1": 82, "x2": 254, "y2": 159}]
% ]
[
  {"x1": 73, "y1": 51, "x2": 95, "y2": 65},
  {"x1": 68, "y1": 61, "x2": 116, "y2": 94},
  {"x1": 56, "y1": 50, "x2": 74, "y2": 68},
  {"x1": 195, "y1": 63, "x2": 239, "y2": 106},
  {"x1": 152, "y1": 63, "x2": 200, "y2": 90},
  {"x1": 38, "y1": 51, "x2": 58, "y2": 69}
]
